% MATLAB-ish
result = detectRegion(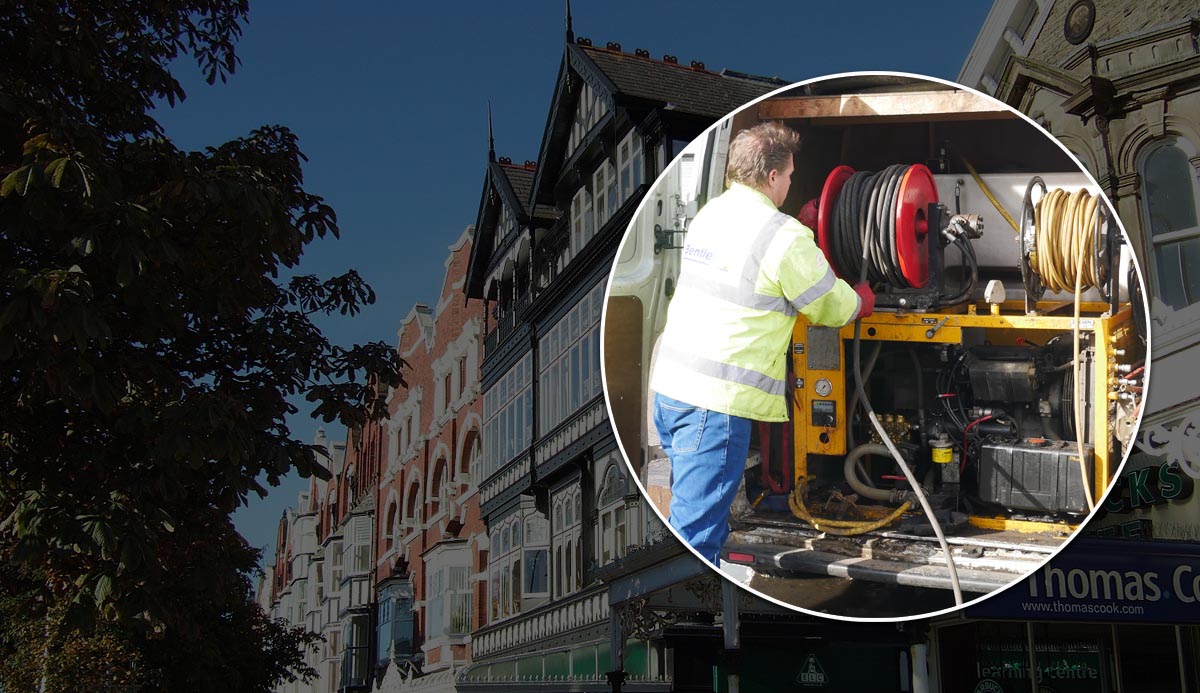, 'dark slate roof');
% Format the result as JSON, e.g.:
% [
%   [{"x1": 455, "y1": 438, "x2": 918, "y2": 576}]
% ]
[
  {"x1": 580, "y1": 45, "x2": 786, "y2": 118},
  {"x1": 500, "y1": 163, "x2": 559, "y2": 224}
]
